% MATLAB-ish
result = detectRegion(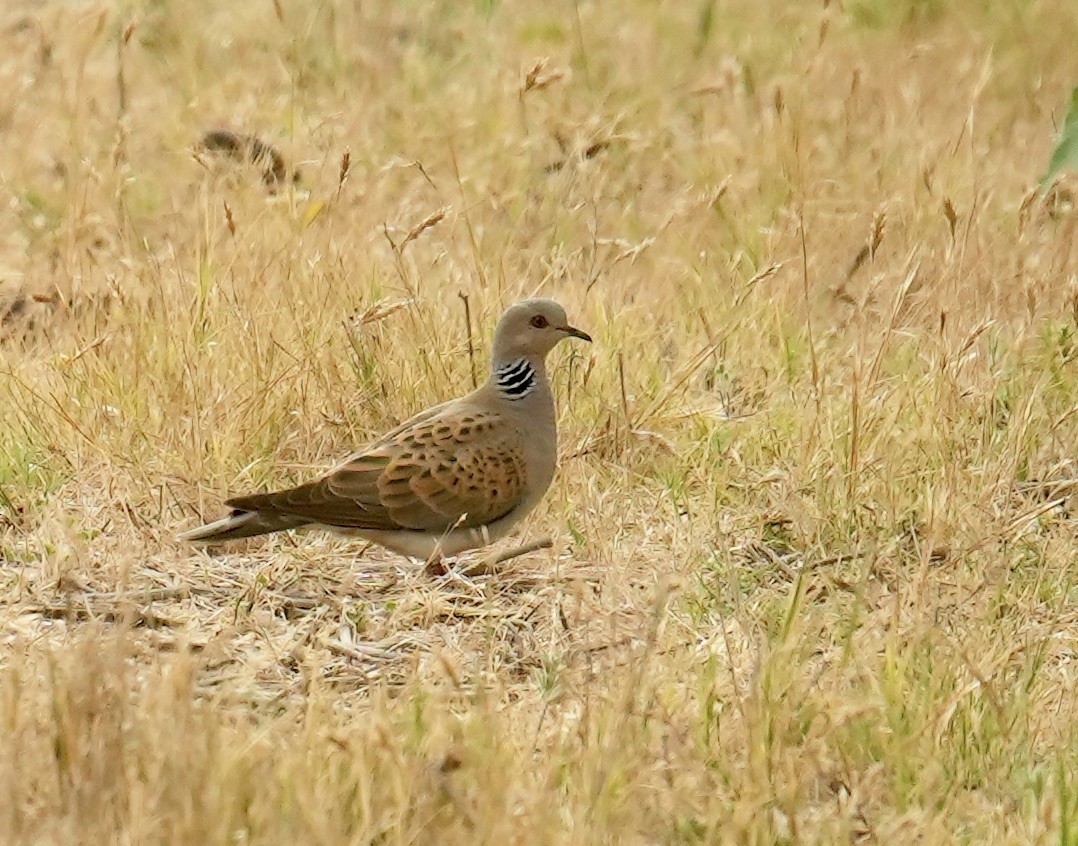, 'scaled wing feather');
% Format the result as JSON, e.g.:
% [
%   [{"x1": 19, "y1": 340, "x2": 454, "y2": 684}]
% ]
[{"x1": 226, "y1": 408, "x2": 527, "y2": 533}]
